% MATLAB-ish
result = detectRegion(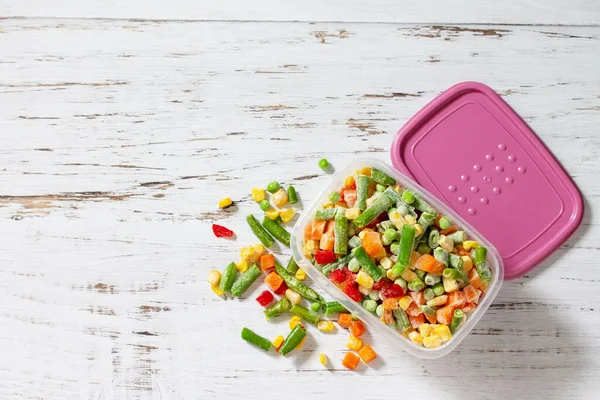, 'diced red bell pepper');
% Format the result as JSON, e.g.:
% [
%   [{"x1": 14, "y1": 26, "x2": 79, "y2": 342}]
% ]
[
  {"x1": 329, "y1": 269, "x2": 346, "y2": 284},
  {"x1": 255, "y1": 290, "x2": 274, "y2": 307},
  {"x1": 344, "y1": 281, "x2": 363, "y2": 302},
  {"x1": 212, "y1": 224, "x2": 234, "y2": 238},
  {"x1": 315, "y1": 250, "x2": 336, "y2": 265},
  {"x1": 274, "y1": 281, "x2": 288, "y2": 295},
  {"x1": 380, "y1": 283, "x2": 404, "y2": 299},
  {"x1": 372, "y1": 278, "x2": 392, "y2": 291}
]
